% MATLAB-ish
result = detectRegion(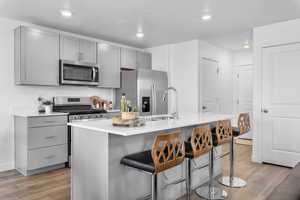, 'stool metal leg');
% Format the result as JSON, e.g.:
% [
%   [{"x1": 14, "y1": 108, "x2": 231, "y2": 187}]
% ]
[
  {"x1": 152, "y1": 174, "x2": 158, "y2": 200},
  {"x1": 218, "y1": 138, "x2": 247, "y2": 188},
  {"x1": 196, "y1": 148, "x2": 227, "y2": 200},
  {"x1": 186, "y1": 158, "x2": 192, "y2": 200}
]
